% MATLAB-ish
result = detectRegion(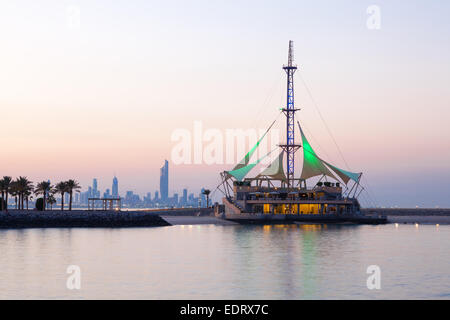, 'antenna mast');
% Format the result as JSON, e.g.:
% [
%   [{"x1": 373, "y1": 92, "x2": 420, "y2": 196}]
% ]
[{"x1": 280, "y1": 40, "x2": 301, "y2": 188}]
